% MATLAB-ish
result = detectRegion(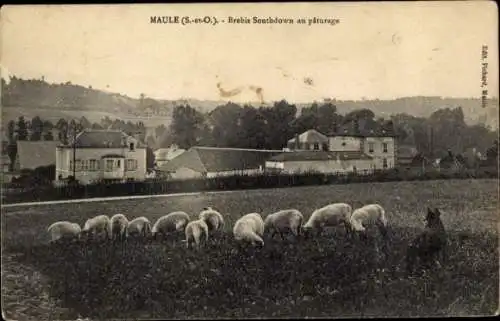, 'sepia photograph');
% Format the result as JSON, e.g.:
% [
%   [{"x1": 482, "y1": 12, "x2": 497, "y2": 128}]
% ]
[{"x1": 1, "y1": 2, "x2": 499, "y2": 319}]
